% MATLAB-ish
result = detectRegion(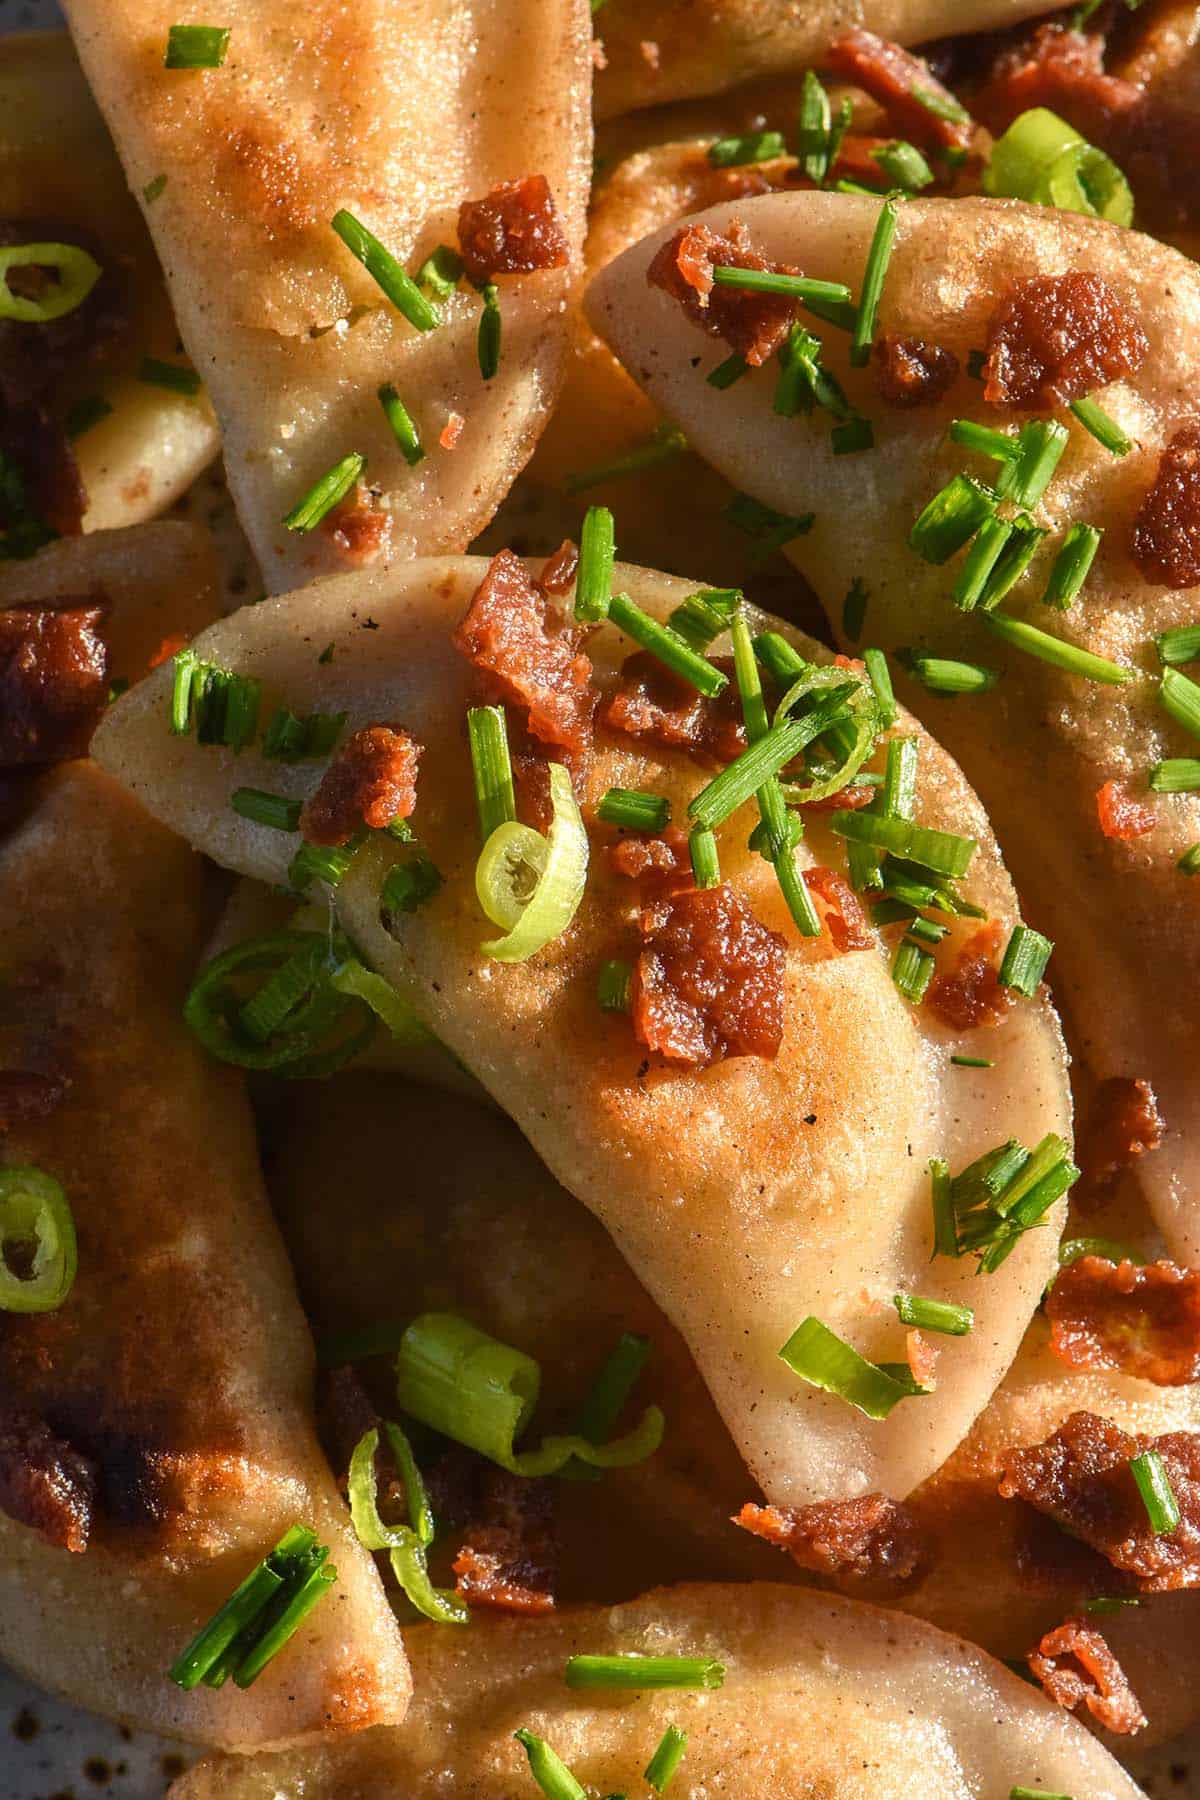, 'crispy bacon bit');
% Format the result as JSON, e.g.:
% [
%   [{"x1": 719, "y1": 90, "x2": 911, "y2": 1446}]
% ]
[
  {"x1": 439, "y1": 412, "x2": 465, "y2": 450},
  {"x1": 0, "y1": 1069, "x2": 68, "y2": 1131},
  {"x1": 452, "y1": 1471, "x2": 557, "y2": 1616},
  {"x1": 1096, "y1": 778, "x2": 1156, "y2": 840},
  {"x1": 999, "y1": 1410, "x2": 1200, "y2": 1590},
  {"x1": 0, "y1": 1399, "x2": 96, "y2": 1553},
  {"x1": 457, "y1": 176, "x2": 569, "y2": 285},
  {"x1": 454, "y1": 550, "x2": 595, "y2": 757},
  {"x1": 319, "y1": 485, "x2": 391, "y2": 565},
  {"x1": 975, "y1": 26, "x2": 1143, "y2": 149},
  {"x1": 826, "y1": 29, "x2": 975, "y2": 153},
  {"x1": 0, "y1": 604, "x2": 107, "y2": 767},
  {"x1": 906, "y1": 1328, "x2": 940, "y2": 1389},
  {"x1": 640, "y1": 39, "x2": 661, "y2": 72},
  {"x1": 537, "y1": 539, "x2": 579, "y2": 597},
  {"x1": 803, "y1": 866, "x2": 873, "y2": 952},
  {"x1": 646, "y1": 219, "x2": 802, "y2": 367},
  {"x1": 875, "y1": 335, "x2": 960, "y2": 408},
  {"x1": 148, "y1": 632, "x2": 190, "y2": 671},
  {"x1": 982, "y1": 273, "x2": 1148, "y2": 412},
  {"x1": 632, "y1": 884, "x2": 786, "y2": 1068},
  {"x1": 609, "y1": 826, "x2": 692, "y2": 894},
  {"x1": 1076, "y1": 1075, "x2": 1163, "y2": 1207},
  {"x1": 735, "y1": 1495, "x2": 927, "y2": 1584},
  {"x1": 319, "y1": 1365, "x2": 385, "y2": 1479},
  {"x1": 300, "y1": 724, "x2": 420, "y2": 847},
  {"x1": 802, "y1": 783, "x2": 876, "y2": 814},
  {"x1": 924, "y1": 921, "x2": 1014, "y2": 1031},
  {"x1": 1028, "y1": 1616, "x2": 1147, "y2": 1735},
  {"x1": 1132, "y1": 423, "x2": 1200, "y2": 588},
  {"x1": 601, "y1": 652, "x2": 745, "y2": 764},
  {"x1": 1048, "y1": 1256, "x2": 1200, "y2": 1386},
  {"x1": 0, "y1": 402, "x2": 87, "y2": 540}
]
